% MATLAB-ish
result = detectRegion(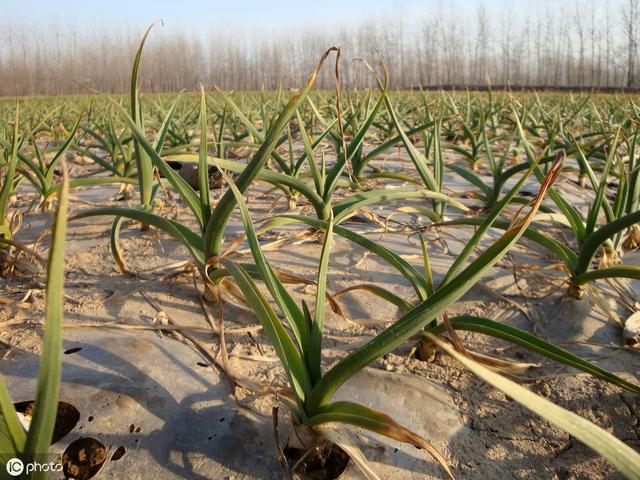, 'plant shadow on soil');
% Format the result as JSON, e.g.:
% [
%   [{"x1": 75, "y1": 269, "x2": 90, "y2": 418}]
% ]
[{"x1": 2, "y1": 332, "x2": 282, "y2": 479}]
